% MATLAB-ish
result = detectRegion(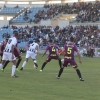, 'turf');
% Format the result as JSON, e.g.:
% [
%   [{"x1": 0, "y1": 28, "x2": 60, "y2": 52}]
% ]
[{"x1": 0, "y1": 54, "x2": 100, "y2": 100}]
